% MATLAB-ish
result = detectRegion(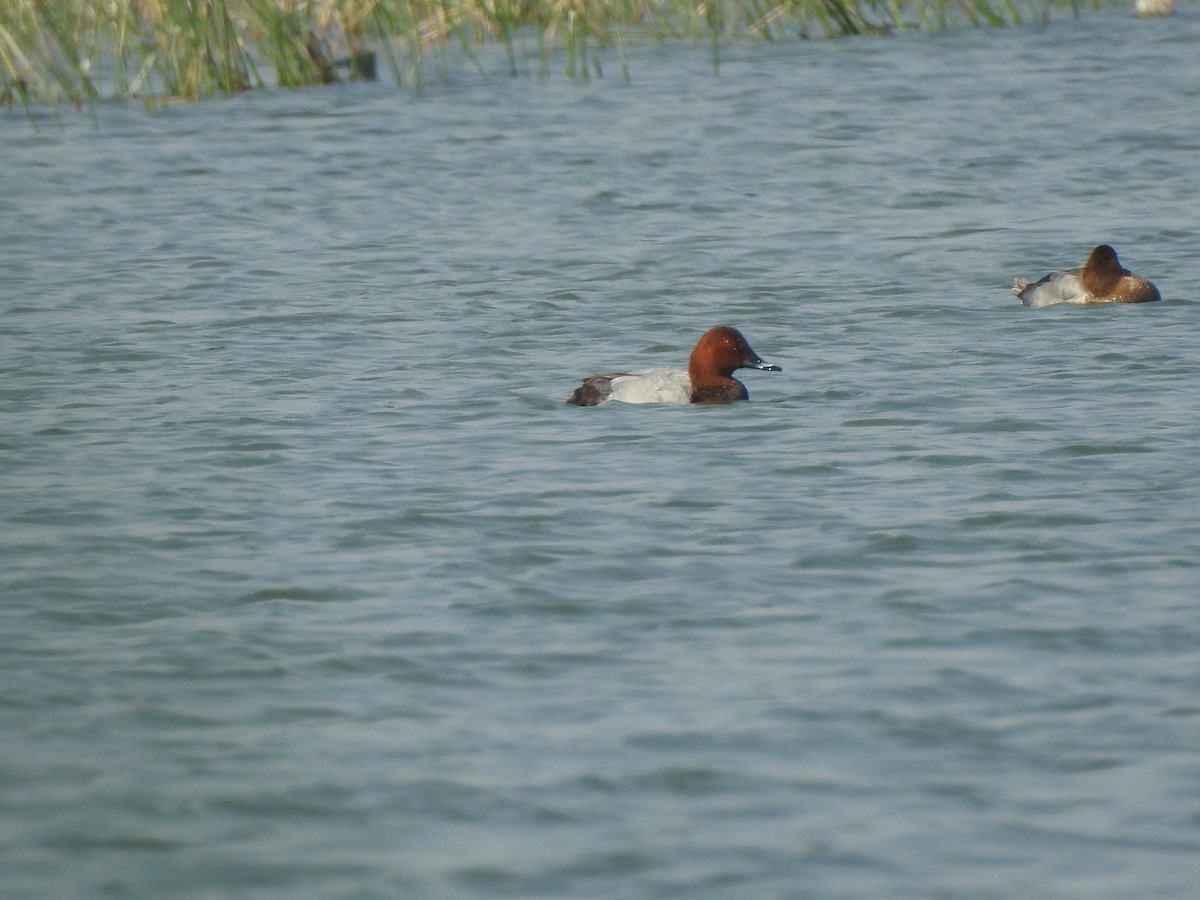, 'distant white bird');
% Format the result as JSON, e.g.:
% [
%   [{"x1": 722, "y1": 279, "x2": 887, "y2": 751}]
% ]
[{"x1": 1134, "y1": 0, "x2": 1174, "y2": 17}]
